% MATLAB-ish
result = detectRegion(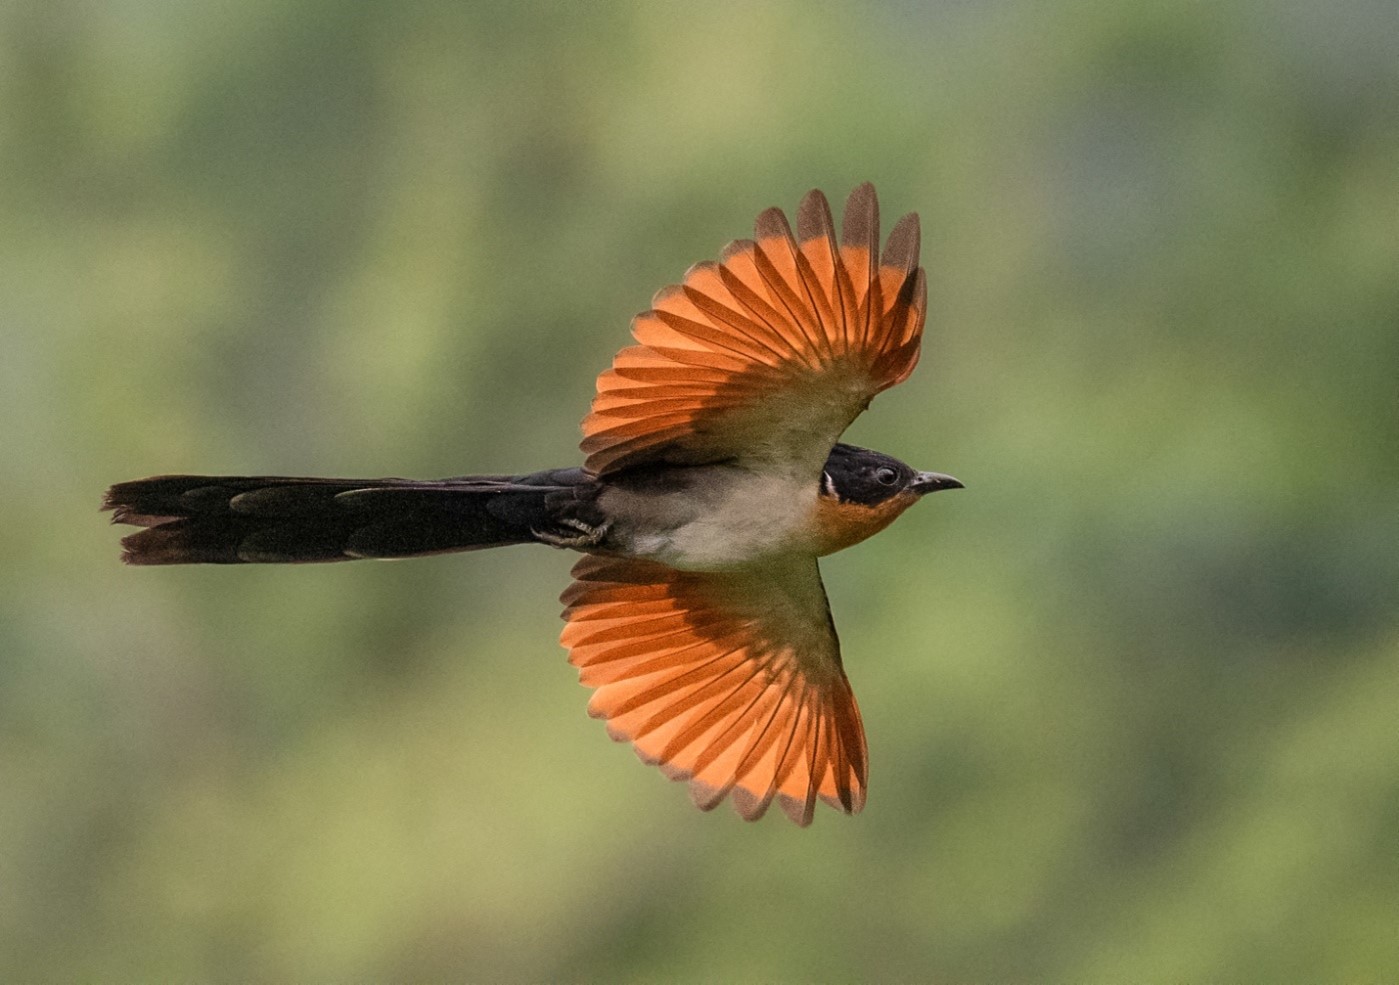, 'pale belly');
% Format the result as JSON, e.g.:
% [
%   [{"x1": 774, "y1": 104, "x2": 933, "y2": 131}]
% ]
[{"x1": 597, "y1": 466, "x2": 819, "y2": 571}]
